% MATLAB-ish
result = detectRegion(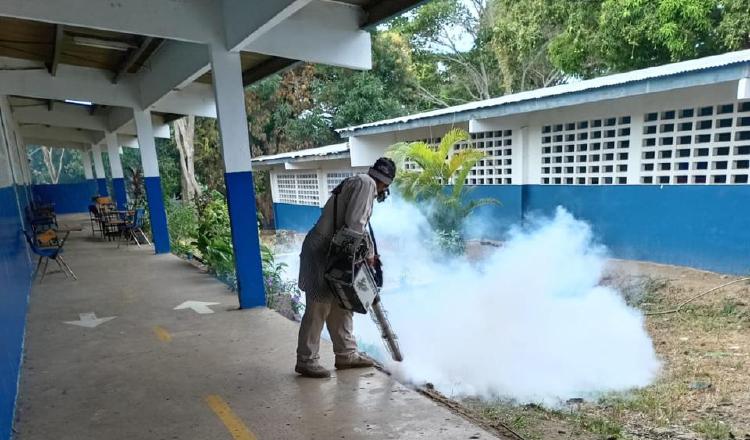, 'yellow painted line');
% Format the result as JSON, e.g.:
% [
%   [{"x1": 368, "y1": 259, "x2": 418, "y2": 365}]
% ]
[
  {"x1": 204, "y1": 394, "x2": 258, "y2": 440},
  {"x1": 153, "y1": 325, "x2": 172, "y2": 343}
]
